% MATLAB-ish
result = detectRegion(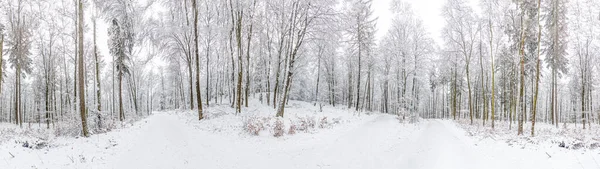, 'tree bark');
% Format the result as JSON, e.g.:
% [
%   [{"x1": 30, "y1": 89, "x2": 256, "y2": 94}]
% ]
[
  {"x1": 531, "y1": 0, "x2": 541, "y2": 136},
  {"x1": 489, "y1": 17, "x2": 495, "y2": 129},
  {"x1": 93, "y1": 17, "x2": 102, "y2": 116},
  {"x1": 15, "y1": 65, "x2": 20, "y2": 126},
  {"x1": 78, "y1": 0, "x2": 89, "y2": 137},
  {"x1": 0, "y1": 32, "x2": 3, "y2": 97},
  {"x1": 119, "y1": 72, "x2": 124, "y2": 121},
  {"x1": 245, "y1": 2, "x2": 255, "y2": 108},
  {"x1": 355, "y1": 14, "x2": 361, "y2": 112},
  {"x1": 467, "y1": 60, "x2": 473, "y2": 125},
  {"x1": 192, "y1": 0, "x2": 204, "y2": 120},
  {"x1": 315, "y1": 46, "x2": 322, "y2": 105},
  {"x1": 234, "y1": 7, "x2": 243, "y2": 114}
]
